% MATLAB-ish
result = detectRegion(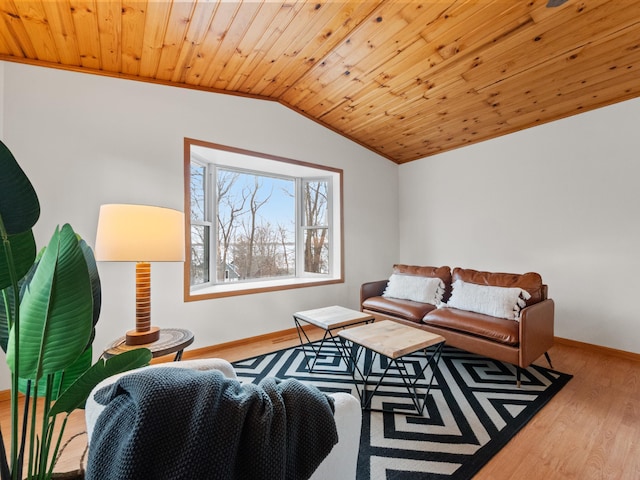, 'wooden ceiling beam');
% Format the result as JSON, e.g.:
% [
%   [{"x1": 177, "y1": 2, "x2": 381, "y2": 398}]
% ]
[
  {"x1": 302, "y1": 2, "x2": 537, "y2": 133},
  {"x1": 214, "y1": 1, "x2": 288, "y2": 92},
  {"x1": 13, "y1": 1, "x2": 59, "y2": 63},
  {"x1": 69, "y1": 0, "x2": 101, "y2": 70},
  {"x1": 154, "y1": 1, "x2": 198, "y2": 81},
  {"x1": 198, "y1": 1, "x2": 264, "y2": 88},
  {"x1": 502, "y1": 69, "x2": 640, "y2": 129},
  {"x1": 463, "y1": 0, "x2": 636, "y2": 89},
  {"x1": 170, "y1": 1, "x2": 218, "y2": 85},
  {"x1": 181, "y1": 1, "x2": 232, "y2": 86},
  {"x1": 481, "y1": 24, "x2": 640, "y2": 112},
  {"x1": 263, "y1": 1, "x2": 380, "y2": 100},
  {"x1": 354, "y1": 89, "x2": 501, "y2": 153},
  {"x1": 96, "y1": 0, "x2": 122, "y2": 73},
  {"x1": 226, "y1": 1, "x2": 309, "y2": 94},
  {"x1": 258, "y1": 1, "x2": 381, "y2": 98},
  {"x1": 2, "y1": 0, "x2": 640, "y2": 163},
  {"x1": 281, "y1": 1, "x2": 444, "y2": 109},
  {"x1": 0, "y1": 0, "x2": 38, "y2": 58}
]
